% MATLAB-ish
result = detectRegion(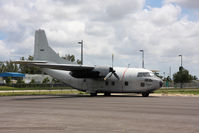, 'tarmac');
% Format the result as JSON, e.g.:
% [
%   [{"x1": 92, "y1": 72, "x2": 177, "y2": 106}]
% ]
[{"x1": 0, "y1": 95, "x2": 199, "y2": 133}]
